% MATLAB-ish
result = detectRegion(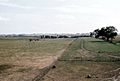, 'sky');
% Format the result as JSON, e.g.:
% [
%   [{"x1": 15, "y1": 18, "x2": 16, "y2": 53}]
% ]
[{"x1": 0, "y1": 0, "x2": 120, "y2": 34}]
